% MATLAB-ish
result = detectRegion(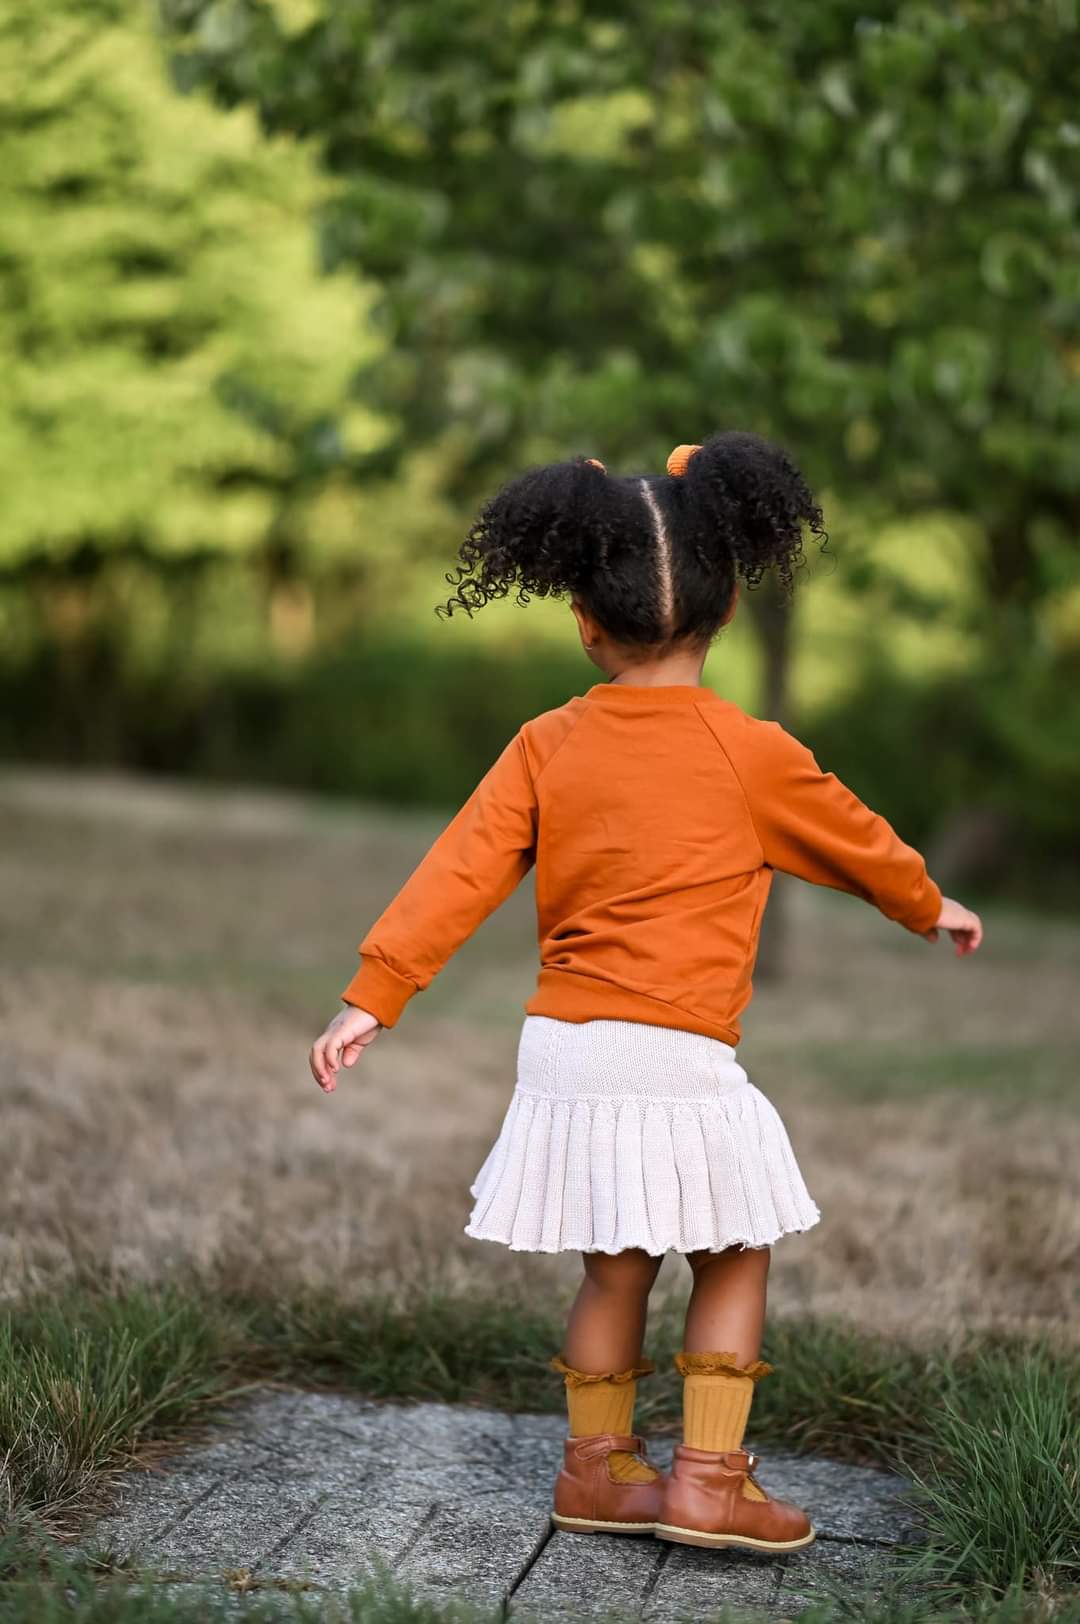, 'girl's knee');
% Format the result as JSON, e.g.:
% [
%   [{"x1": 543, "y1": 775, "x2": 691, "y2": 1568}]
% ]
[{"x1": 583, "y1": 1247, "x2": 661, "y2": 1293}]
